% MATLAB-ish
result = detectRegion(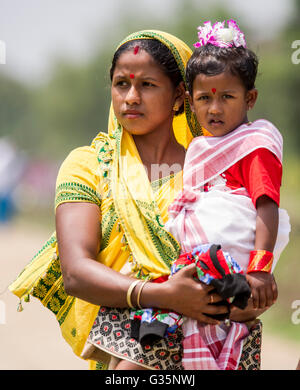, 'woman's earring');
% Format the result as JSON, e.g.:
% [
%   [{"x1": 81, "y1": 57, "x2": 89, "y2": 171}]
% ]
[{"x1": 173, "y1": 103, "x2": 179, "y2": 112}]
